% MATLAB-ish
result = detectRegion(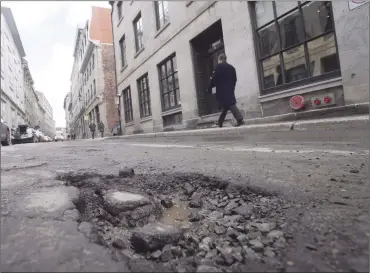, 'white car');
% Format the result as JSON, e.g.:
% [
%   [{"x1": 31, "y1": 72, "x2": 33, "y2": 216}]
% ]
[{"x1": 54, "y1": 134, "x2": 64, "y2": 142}]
